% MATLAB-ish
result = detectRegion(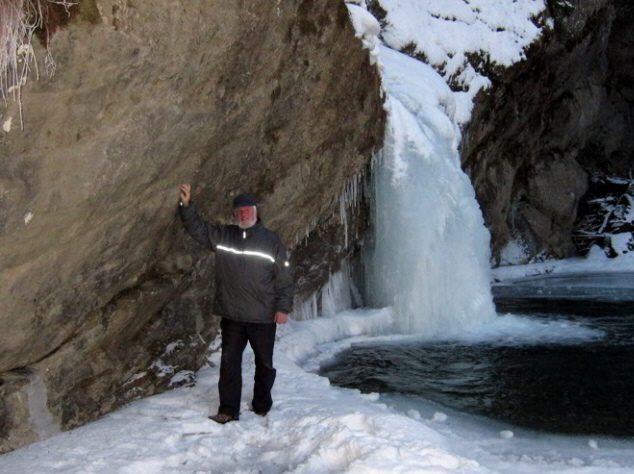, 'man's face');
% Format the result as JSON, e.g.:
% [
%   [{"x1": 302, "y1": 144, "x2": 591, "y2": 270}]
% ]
[{"x1": 234, "y1": 206, "x2": 257, "y2": 229}]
